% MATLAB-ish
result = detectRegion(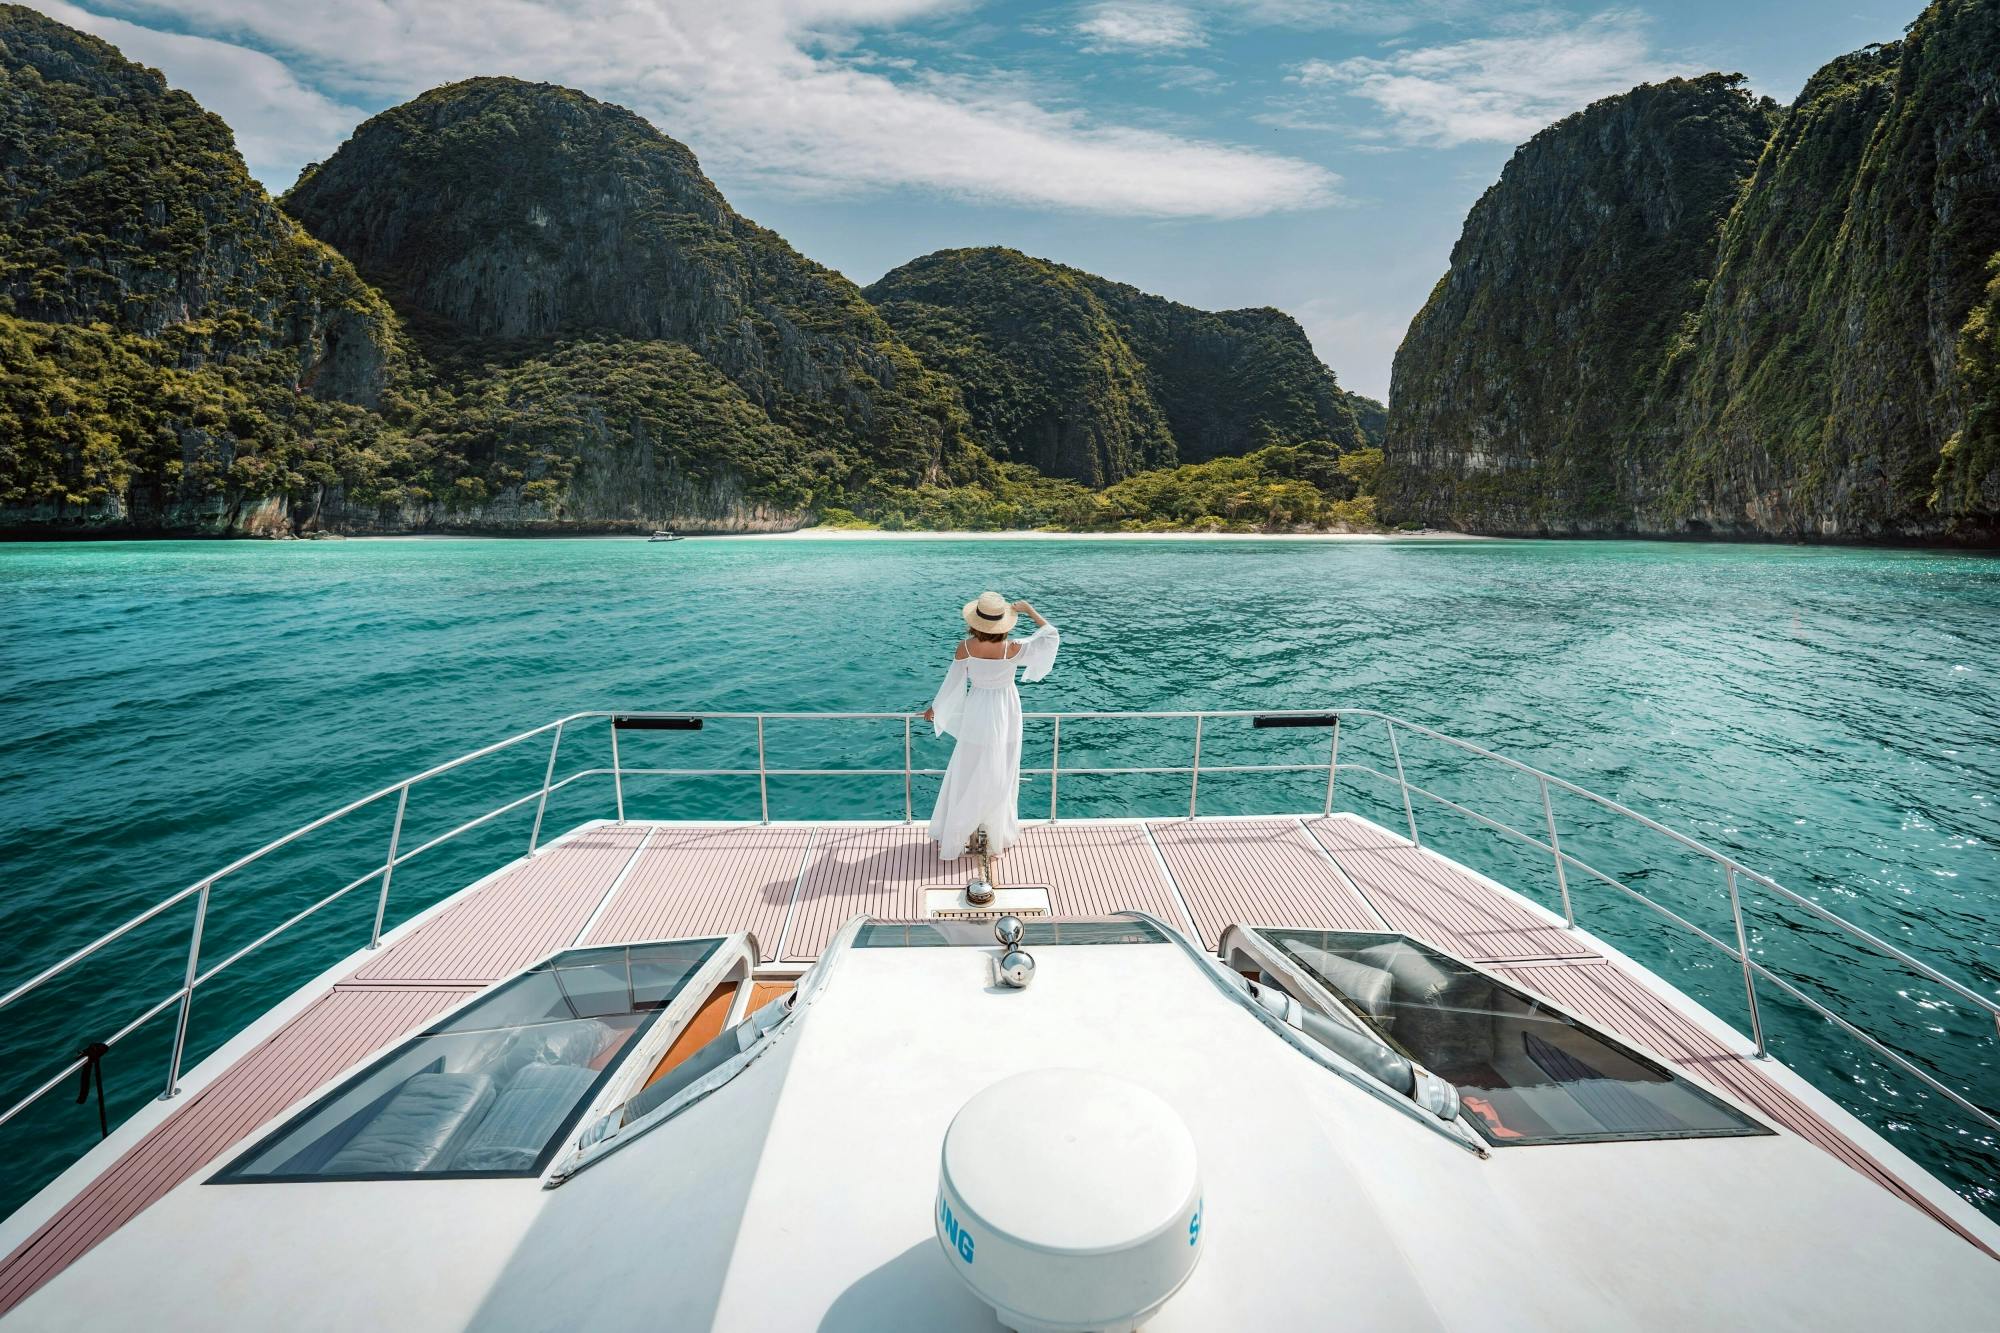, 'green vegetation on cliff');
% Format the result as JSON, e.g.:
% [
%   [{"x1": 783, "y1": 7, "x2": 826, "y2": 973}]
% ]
[
  {"x1": 0, "y1": 10, "x2": 1379, "y2": 536},
  {"x1": 0, "y1": 3, "x2": 402, "y2": 527},
  {"x1": 1934, "y1": 255, "x2": 2000, "y2": 517},
  {"x1": 364, "y1": 339, "x2": 825, "y2": 520},
  {"x1": 285, "y1": 78, "x2": 982, "y2": 503},
  {"x1": 866, "y1": 247, "x2": 1367, "y2": 485},
  {"x1": 1384, "y1": 74, "x2": 1779, "y2": 533},
  {"x1": 861, "y1": 249, "x2": 1174, "y2": 486},
  {"x1": 846, "y1": 445, "x2": 1381, "y2": 533},
  {"x1": 1343, "y1": 393, "x2": 1387, "y2": 447},
  {"x1": 1663, "y1": 0, "x2": 2000, "y2": 539},
  {"x1": 1387, "y1": 0, "x2": 2000, "y2": 543}
]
